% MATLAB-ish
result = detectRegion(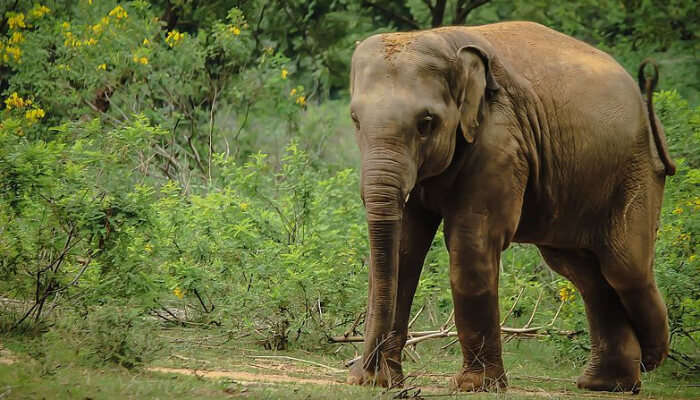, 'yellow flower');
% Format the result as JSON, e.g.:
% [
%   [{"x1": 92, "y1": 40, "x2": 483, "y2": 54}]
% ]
[
  {"x1": 559, "y1": 288, "x2": 570, "y2": 302},
  {"x1": 30, "y1": 5, "x2": 51, "y2": 18},
  {"x1": 173, "y1": 288, "x2": 185, "y2": 299},
  {"x1": 4, "y1": 92, "x2": 29, "y2": 110},
  {"x1": 7, "y1": 13, "x2": 26, "y2": 30},
  {"x1": 133, "y1": 55, "x2": 149, "y2": 65},
  {"x1": 165, "y1": 30, "x2": 184, "y2": 47},
  {"x1": 9, "y1": 32, "x2": 24, "y2": 44},
  {"x1": 240, "y1": 202, "x2": 249, "y2": 211},
  {"x1": 100, "y1": 16, "x2": 110, "y2": 26},
  {"x1": 108, "y1": 5, "x2": 128, "y2": 20},
  {"x1": 63, "y1": 31, "x2": 79, "y2": 47},
  {"x1": 84, "y1": 38, "x2": 98, "y2": 46},
  {"x1": 672, "y1": 207, "x2": 683, "y2": 215},
  {"x1": 289, "y1": 88, "x2": 297, "y2": 96},
  {"x1": 89, "y1": 0, "x2": 93, "y2": 4},
  {"x1": 143, "y1": 38, "x2": 151, "y2": 46},
  {"x1": 92, "y1": 23, "x2": 103, "y2": 34},
  {"x1": 295, "y1": 95, "x2": 306, "y2": 106},
  {"x1": 144, "y1": 243, "x2": 153, "y2": 253},
  {"x1": 230, "y1": 26, "x2": 241, "y2": 35},
  {"x1": 61, "y1": 21, "x2": 70, "y2": 30},
  {"x1": 63, "y1": 32, "x2": 83, "y2": 47},
  {"x1": 689, "y1": 254, "x2": 697, "y2": 262},
  {"x1": 25, "y1": 108, "x2": 46, "y2": 124},
  {"x1": 281, "y1": 69, "x2": 288, "y2": 79},
  {"x1": 97, "y1": 63, "x2": 107, "y2": 70}
]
